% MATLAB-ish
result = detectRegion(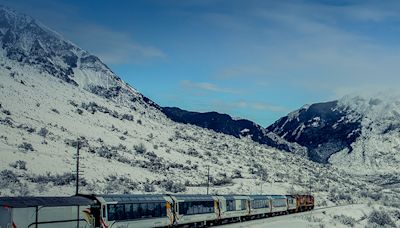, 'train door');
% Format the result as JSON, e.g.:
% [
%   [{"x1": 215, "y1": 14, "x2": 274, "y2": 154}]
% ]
[
  {"x1": 0, "y1": 206, "x2": 11, "y2": 228},
  {"x1": 90, "y1": 204, "x2": 101, "y2": 227}
]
